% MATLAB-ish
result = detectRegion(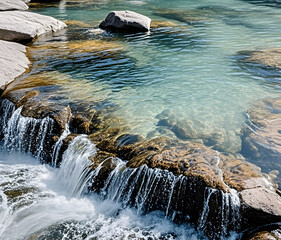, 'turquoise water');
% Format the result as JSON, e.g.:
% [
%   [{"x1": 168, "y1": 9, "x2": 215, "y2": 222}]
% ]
[{"x1": 29, "y1": 0, "x2": 281, "y2": 153}]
